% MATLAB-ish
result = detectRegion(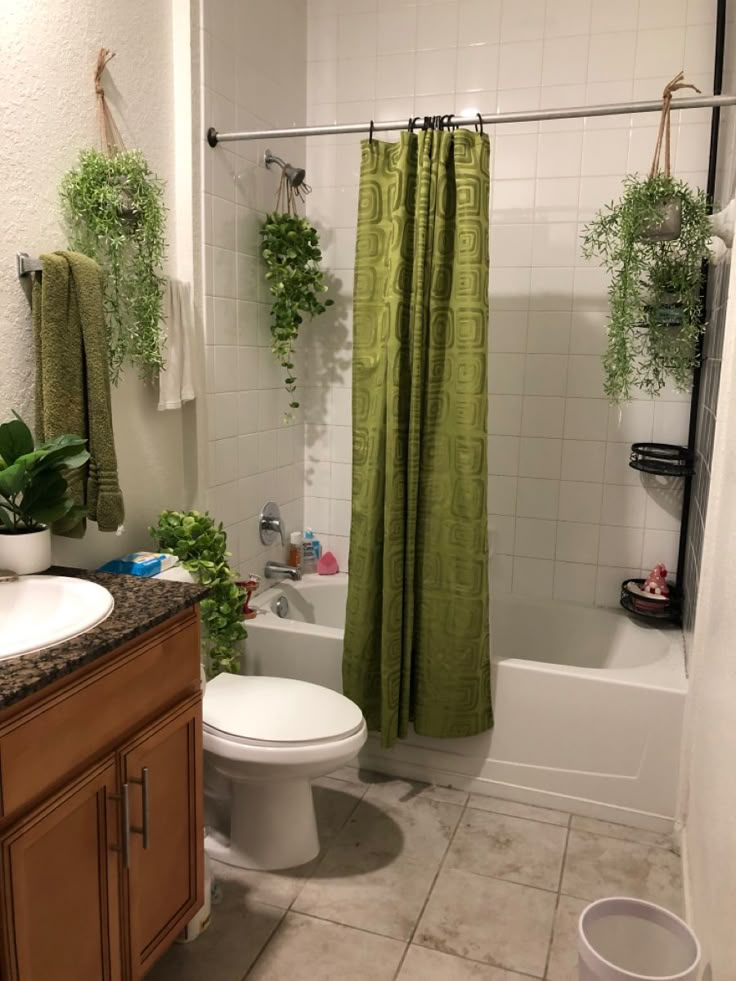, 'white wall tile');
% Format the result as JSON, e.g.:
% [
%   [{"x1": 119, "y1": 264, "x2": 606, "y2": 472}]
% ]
[
  {"x1": 564, "y1": 398, "x2": 609, "y2": 440},
  {"x1": 458, "y1": 0, "x2": 502, "y2": 46},
  {"x1": 521, "y1": 396, "x2": 566, "y2": 438},
  {"x1": 488, "y1": 394, "x2": 524, "y2": 435},
  {"x1": 561, "y1": 440, "x2": 605, "y2": 482},
  {"x1": 417, "y1": 2, "x2": 458, "y2": 50},
  {"x1": 601, "y1": 485, "x2": 647, "y2": 527},
  {"x1": 519, "y1": 437, "x2": 562, "y2": 479},
  {"x1": 558, "y1": 480, "x2": 603, "y2": 524},
  {"x1": 524, "y1": 354, "x2": 568, "y2": 396},
  {"x1": 489, "y1": 475, "x2": 518, "y2": 515},
  {"x1": 512, "y1": 557, "x2": 554, "y2": 598},
  {"x1": 553, "y1": 561, "x2": 597, "y2": 604},
  {"x1": 488, "y1": 434, "x2": 520, "y2": 476},
  {"x1": 542, "y1": 35, "x2": 589, "y2": 87},
  {"x1": 556, "y1": 521, "x2": 599, "y2": 564},
  {"x1": 498, "y1": 40, "x2": 544, "y2": 89},
  {"x1": 500, "y1": 0, "x2": 545, "y2": 42},
  {"x1": 516, "y1": 477, "x2": 560, "y2": 520},
  {"x1": 598, "y1": 524, "x2": 644, "y2": 567}
]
